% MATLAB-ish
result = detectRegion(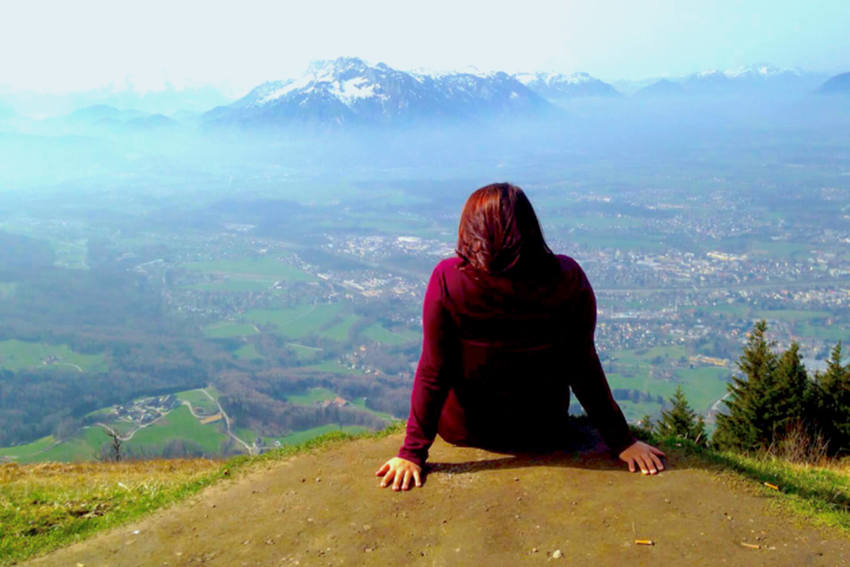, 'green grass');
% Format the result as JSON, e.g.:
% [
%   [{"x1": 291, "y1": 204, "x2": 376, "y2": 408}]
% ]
[
  {"x1": 202, "y1": 322, "x2": 259, "y2": 338},
  {"x1": 350, "y1": 397, "x2": 398, "y2": 421},
  {"x1": 0, "y1": 339, "x2": 107, "y2": 373},
  {"x1": 234, "y1": 343, "x2": 264, "y2": 361},
  {"x1": 270, "y1": 424, "x2": 370, "y2": 446},
  {"x1": 245, "y1": 303, "x2": 345, "y2": 339},
  {"x1": 287, "y1": 342, "x2": 323, "y2": 361},
  {"x1": 323, "y1": 314, "x2": 359, "y2": 341},
  {"x1": 175, "y1": 389, "x2": 218, "y2": 414},
  {"x1": 27, "y1": 427, "x2": 109, "y2": 463},
  {"x1": 302, "y1": 359, "x2": 356, "y2": 374},
  {"x1": 124, "y1": 406, "x2": 228, "y2": 456},
  {"x1": 361, "y1": 323, "x2": 420, "y2": 345},
  {"x1": 285, "y1": 387, "x2": 339, "y2": 405},
  {"x1": 659, "y1": 438, "x2": 850, "y2": 534},
  {"x1": 1, "y1": 422, "x2": 408, "y2": 565},
  {"x1": 0, "y1": 436, "x2": 56, "y2": 461}
]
